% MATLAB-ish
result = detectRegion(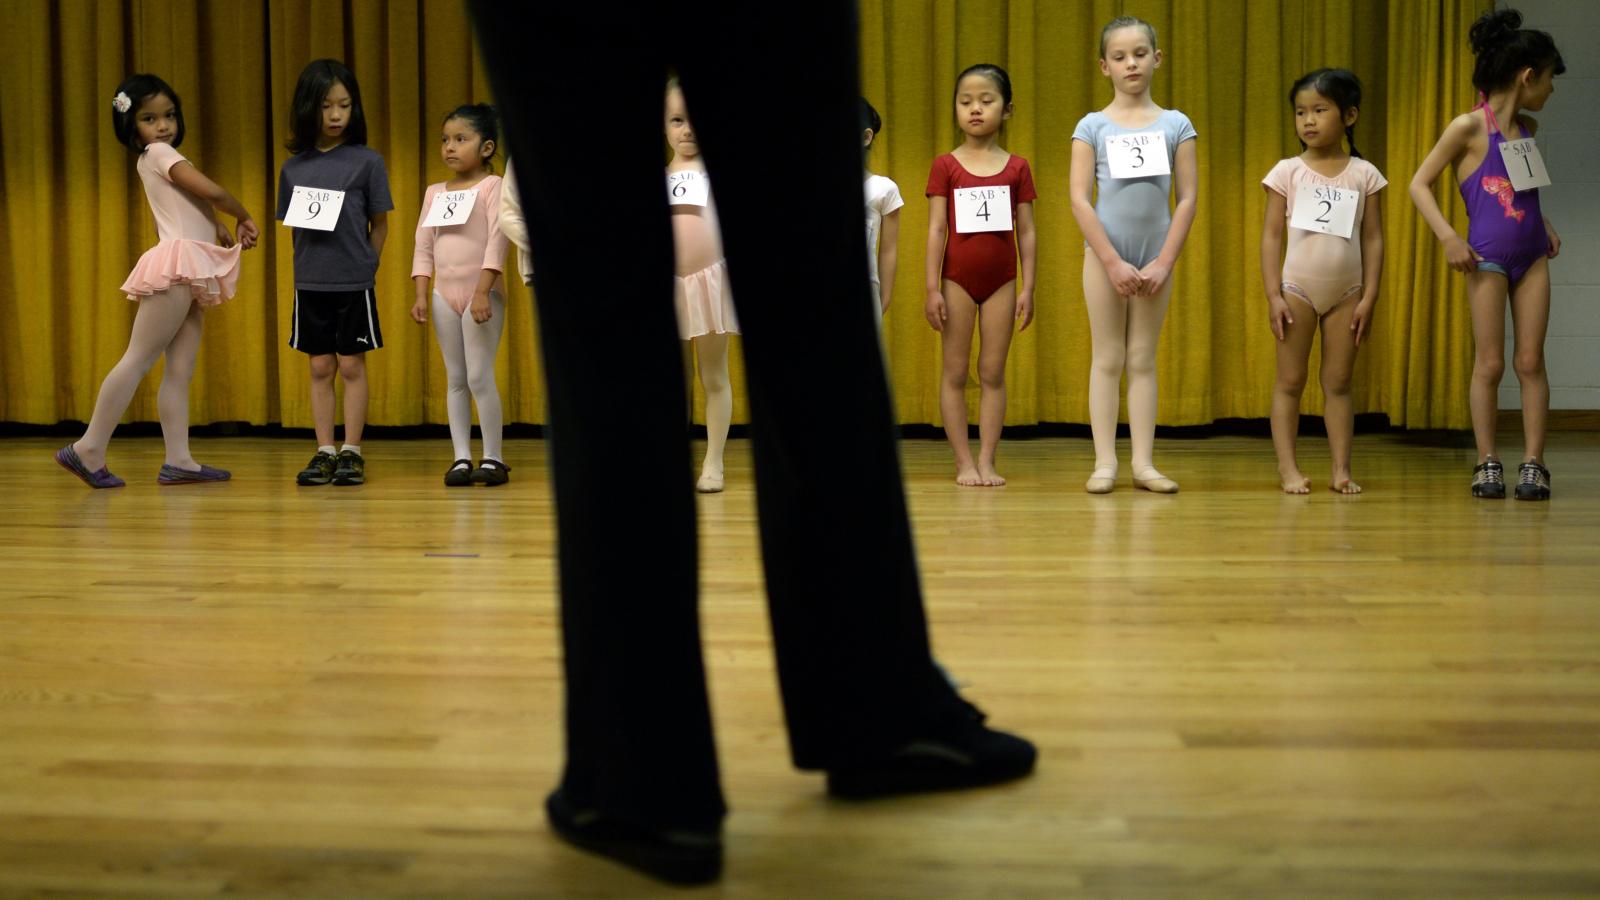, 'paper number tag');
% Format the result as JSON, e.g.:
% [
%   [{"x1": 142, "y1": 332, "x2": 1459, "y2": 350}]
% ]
[
  {"x1": 283, "y1": 186, "x2": 346, "y2": 231},
  {"x1": 423, "y1": 189, "x2": 478, "y2": 227},
  {"x1": 1498, "y1": 138, "x2": 1551, "y2": 192},
  {"x1": 1289, "y1": 183, "x2": 1359, "y2": 238},
  {"x1": 667, "y1": 171, "x2": 709, "y2": 207},
  {"x1": 1106, "y1": 131, "x2": 1170, "y2": 179},
  {"x1": 953, "y1": 185, "x2": 1012, "y2": 233}
]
